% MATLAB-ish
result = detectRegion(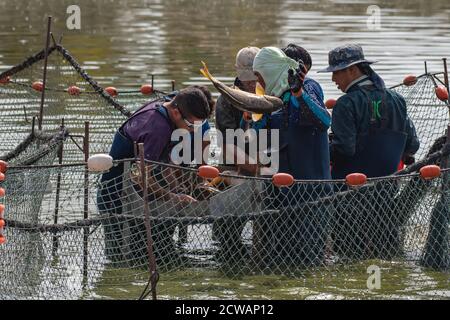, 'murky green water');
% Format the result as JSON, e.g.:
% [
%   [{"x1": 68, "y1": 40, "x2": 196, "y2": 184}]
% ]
[{"x1": 1, "y1": 0, "x2": 449, "y2": 299}]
